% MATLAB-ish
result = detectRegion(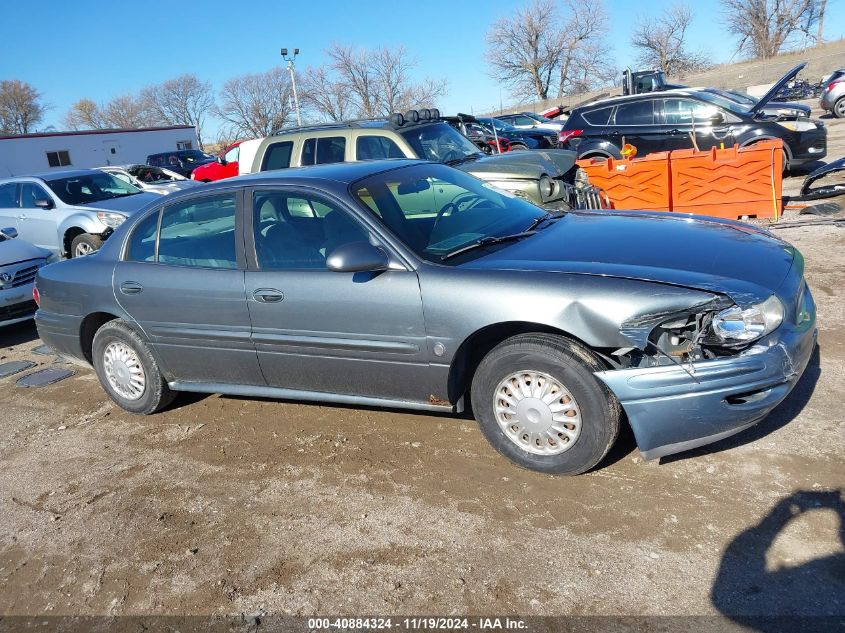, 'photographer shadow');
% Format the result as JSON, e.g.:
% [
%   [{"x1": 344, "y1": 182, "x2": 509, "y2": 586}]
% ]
[{"x1": 711, "y1": 490, "x2": 845, "y2": 632}]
